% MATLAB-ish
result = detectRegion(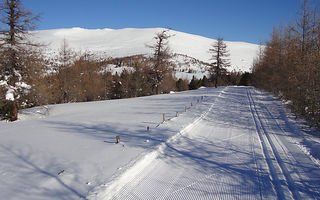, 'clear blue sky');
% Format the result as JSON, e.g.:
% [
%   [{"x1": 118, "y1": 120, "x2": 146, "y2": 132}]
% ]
[{"x1": 26, "y1": 0, "x2": 319, "y2": 44}]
